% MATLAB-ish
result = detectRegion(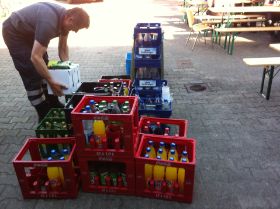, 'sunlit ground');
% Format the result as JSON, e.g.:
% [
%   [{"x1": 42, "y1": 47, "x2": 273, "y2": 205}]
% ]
[{"x1": 0, "y1": 0, "x2": 186, "y2": 49}]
